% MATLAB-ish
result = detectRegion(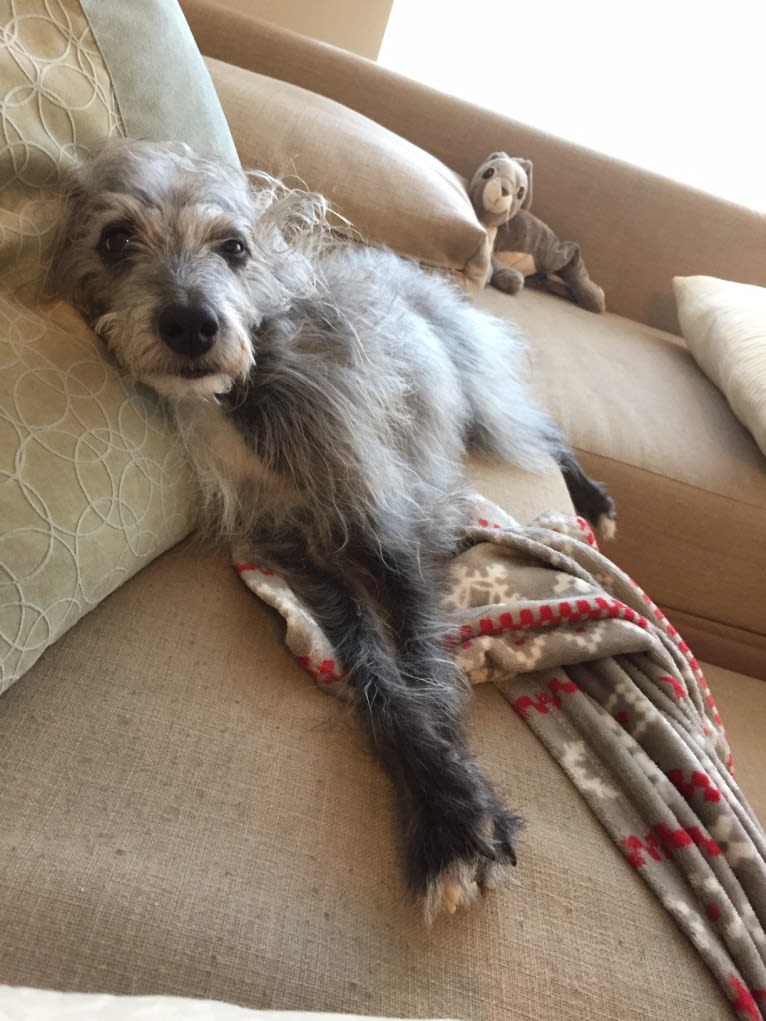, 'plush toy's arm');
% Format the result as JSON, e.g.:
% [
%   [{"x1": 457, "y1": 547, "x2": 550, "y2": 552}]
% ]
[
  {"x1": 489, "y1": 256, "x2": 525, "y2": 295},
  {"x1": 494, "y1": 211, "x2": 606, "y2": 313}
]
